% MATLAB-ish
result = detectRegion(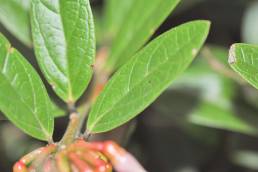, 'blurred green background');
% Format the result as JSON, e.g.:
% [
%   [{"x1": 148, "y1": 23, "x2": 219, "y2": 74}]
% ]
[{"x1": 1, "y1": 0, "x2": 258, "y2": 171}]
